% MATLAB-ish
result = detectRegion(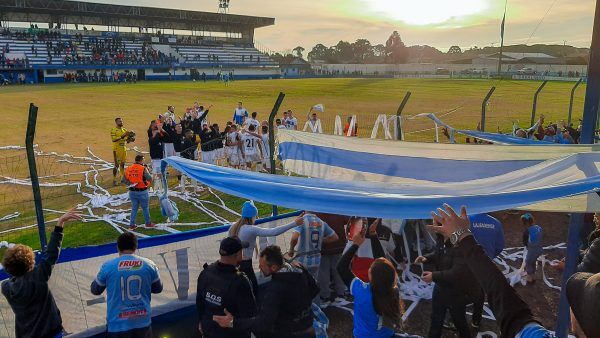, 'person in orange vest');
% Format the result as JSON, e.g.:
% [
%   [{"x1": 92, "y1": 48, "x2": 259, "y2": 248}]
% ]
[{"x1": 124, "y1": 155, "x2": 155, "y2": 230}]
